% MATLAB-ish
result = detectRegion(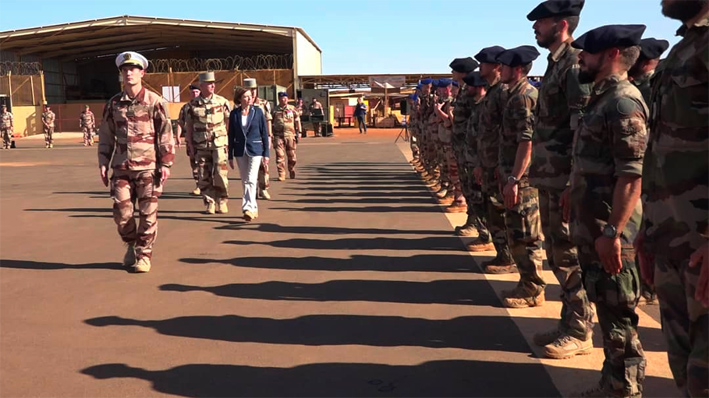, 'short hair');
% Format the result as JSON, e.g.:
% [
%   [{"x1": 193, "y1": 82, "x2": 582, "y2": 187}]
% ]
[
  {"x1": 233, "y1": 86, "x2": 248, "y2": 103},
  {"x1": 619, "y1": 46, "x2": 641, "y2": 70},
  {"x1": 521, "y1": 62, "x2": 533, "y2": 76},
  {"x1": 554, "y1": 16, "x2": 580, "y2": 35}
]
